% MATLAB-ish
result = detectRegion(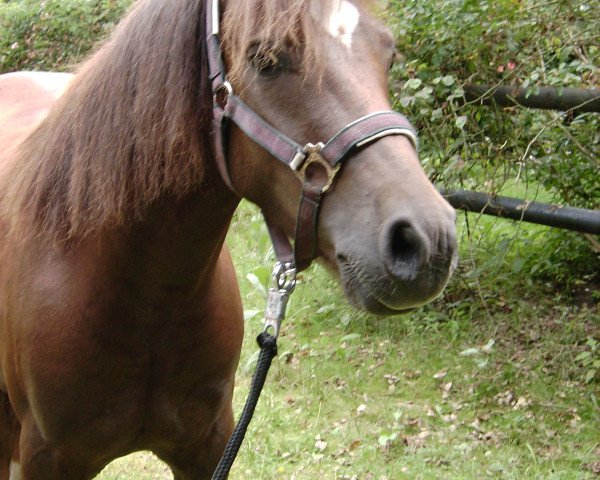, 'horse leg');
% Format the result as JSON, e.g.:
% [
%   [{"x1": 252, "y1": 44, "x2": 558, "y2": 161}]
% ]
[
  {"x1": 0, "y1": 392, "x2": 10, "y2": 480},
  {"x1": 158, "y1": 404, "x2": 235, "y2": 480},
  {"x1": 17, "y1": 417, "x2": 95, "y2": 480},
  {"x1": 0, "y1": 392, "x2": 20, "y2": 480}
]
